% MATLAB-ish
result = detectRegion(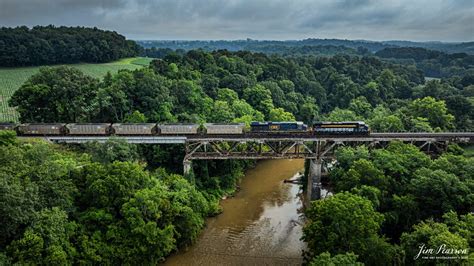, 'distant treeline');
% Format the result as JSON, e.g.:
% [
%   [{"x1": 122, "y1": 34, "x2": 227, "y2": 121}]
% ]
[
  {"x1": 138, "y1": 38, "x2": 392, "y2": 53},
  {"x1": 141, "y1": 45, "x2": 365, "y2": 59},
  {"x1": 376, "y1": 47, "x2": 474, "y2": 78},
  {"x1": 0, "y1": 26, "x2": 141, "y2": 67},
  {"x1": 137, "y1": 38, "x2": 474, "y2": 54}
]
